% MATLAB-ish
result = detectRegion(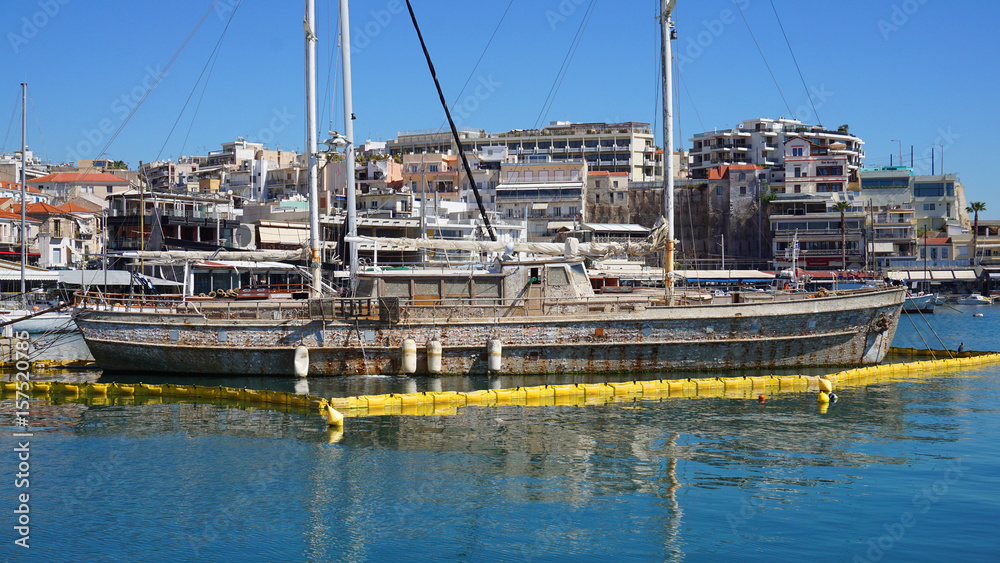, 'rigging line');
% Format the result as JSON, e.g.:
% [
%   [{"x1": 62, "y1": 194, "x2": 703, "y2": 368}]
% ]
[
  {"x1": 179, "y1": 36, "x2": 226, "y2": 157},
  {"x1": 436, "y1": 0, "x2": 515, "y2": 132},
  {"x1": 538, "y1": 0, "x2": 597, "y2": 128},
  {"x1": 28, "y1": 93, "x2": 49, "y2": 162},
  {"x1": 332, "y1": 8, "x2": 342, "y2": 136},
  {"x1": 678, "y1": 73, "x2": 704, "y2": 133},
  {"x1": 174, "y1": 0, "x2": 243, "y2": 160},
  {"x1": 672, "y1": 32, "x2": 682, "y2": 163},
  {"x1": 97, "y1": 0, "x2": 221, "y2": 160},
  {"x1": 320, "y1": 0, "x2": 332, "y2": 133},
  {"x1": 3, "y1": 89, "x2": 19, "y2": 153},
  {"x1": 769, "y1": 0, "x2": 820, "y2": 125},
  {"x1": 652, "y1": 7, "x2": 660, "y2": 152},
  {"x1": 733, "y1": 0, "x2": 793, "y2": 116},
  {"x1": 532, "y1": 0, "x2": 597, "y2": 130},
  {"x1": 158, "y1": 0, "x2": 241, "y2": 161}
]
